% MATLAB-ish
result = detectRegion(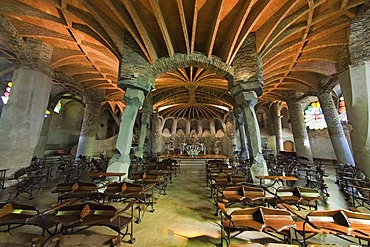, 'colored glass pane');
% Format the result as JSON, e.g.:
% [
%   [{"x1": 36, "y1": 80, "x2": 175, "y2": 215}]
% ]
[
  {"x1": 54, "y1": 100, "x2": 62, "y2": 113},
  {"x1": 304, "y1": 101, "x2": 327, "y2": 130},
  {"x1": 338, "y1": 95, "x2": 347, "y2": 122}
]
